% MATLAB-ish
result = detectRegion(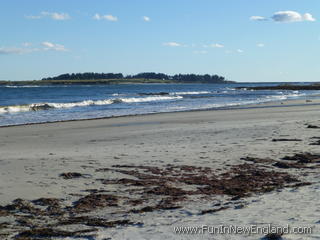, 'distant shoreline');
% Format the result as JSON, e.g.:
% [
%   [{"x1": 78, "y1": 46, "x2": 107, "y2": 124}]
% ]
[
  {"x1": 0, "y1": 78, "x2": 235, "y2": 86},
  {"x1": 0, "y1": 72, "x2": 233, "y2": 85},
  {"x1": 237, "y1": 83, "x2": 320, "y2": 91},
  {"x1": 2, "y1": 80, "x2": 320, "y2": 87}
]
